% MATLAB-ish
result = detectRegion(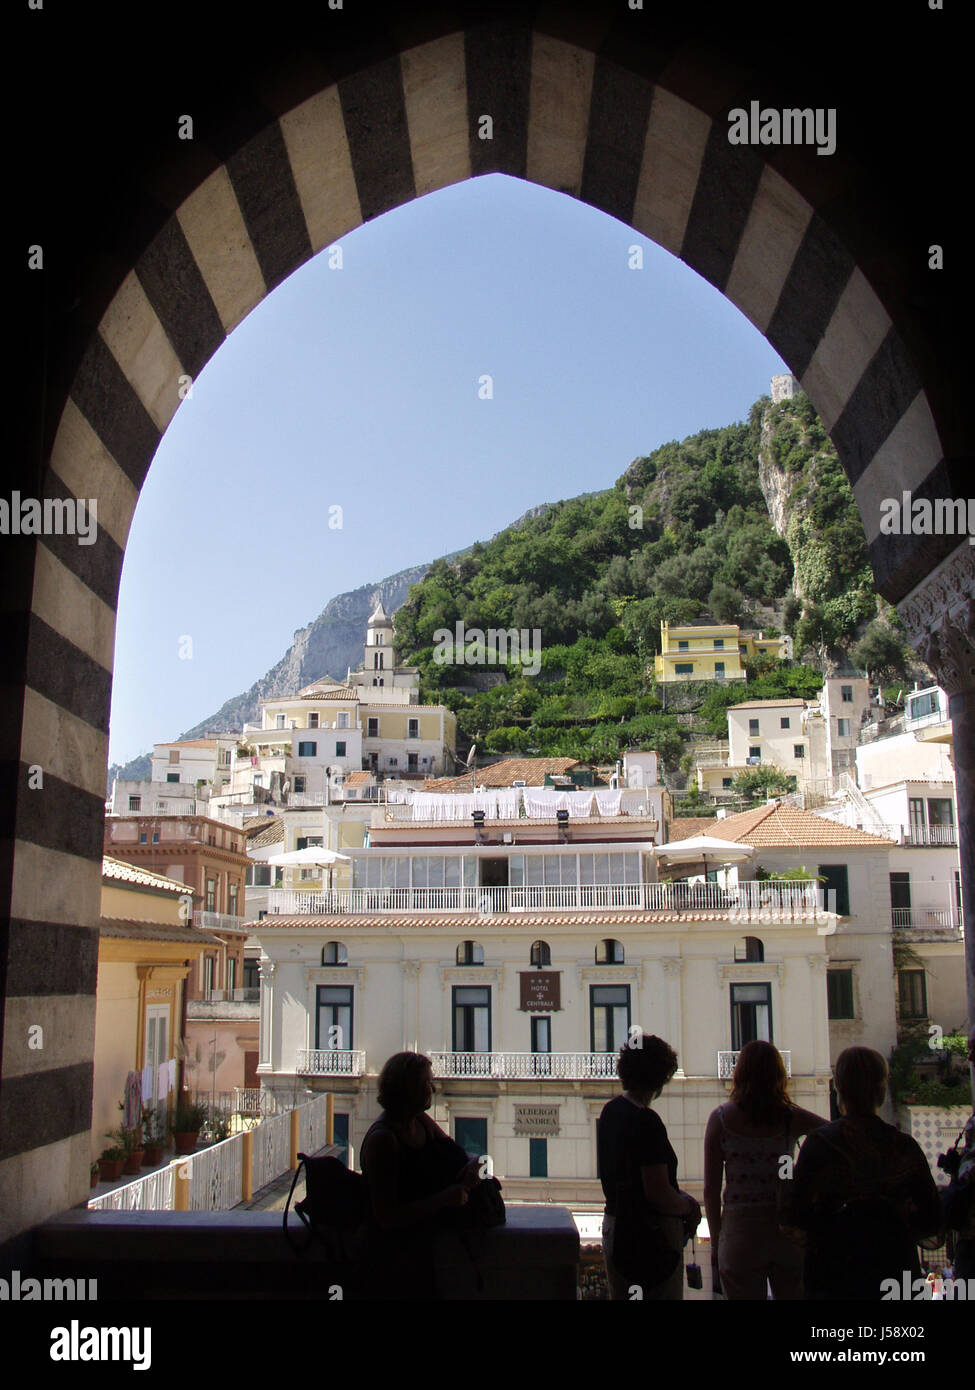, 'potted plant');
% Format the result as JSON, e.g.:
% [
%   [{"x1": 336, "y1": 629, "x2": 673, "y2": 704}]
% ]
[
  {"x1": 140, "y1": 1106, "x2": 166, "y2": 1166},
  {"x1": 97, "y1": 1147, "x2": 125, "y2": 1181},
  {"x1": 90, "y1": 1161, "x2": 100, "y2": 1189},
  {"x1": 170, "y1": 1099, "x2": 207, "y2": 1154}
]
